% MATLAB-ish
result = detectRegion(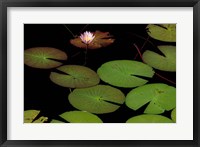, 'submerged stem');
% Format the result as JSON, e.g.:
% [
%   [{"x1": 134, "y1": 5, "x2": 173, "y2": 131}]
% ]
[
  {"x1": 134, "y1": 44, "x2": 144, "y2": 62},
  {"x1": 71, "y1": 51, "x2": 81, "y2": 58},
  {"x1": 155, "y1": 73, "x2": 176, "y2": 85},
  {"x1": 128, "y1": 32, "x2": 156, "y2": 48},
  {"x1": 63, "y1": 24, "x2": 76, "y2": 38},
  {"x1": 134, "y1": 36, "x2": 149, "y2": 60},
  {"x1": 80, "y1": 24, "x2": 89, "y2": 33}
]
